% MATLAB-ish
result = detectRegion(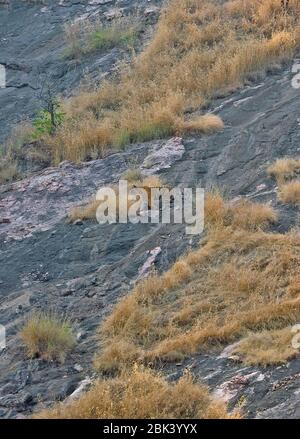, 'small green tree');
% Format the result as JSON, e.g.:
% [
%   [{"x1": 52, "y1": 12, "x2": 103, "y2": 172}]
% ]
[
  {"x1": 33, "y1": 79, "x2": 65, "y2": 139},
  {"x1": 32, "y1": 102, "x2": 64, "y2": 139}
]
